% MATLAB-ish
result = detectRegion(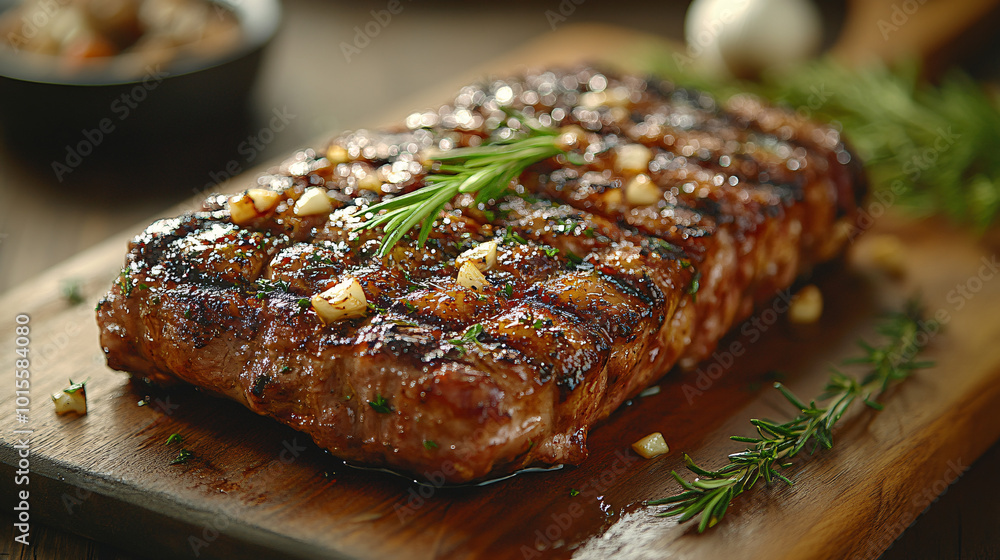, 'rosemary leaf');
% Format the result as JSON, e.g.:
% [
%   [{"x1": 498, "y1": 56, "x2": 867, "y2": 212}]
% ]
[{"x1": 358, "y1": 125, "x2": 576, "y2": 257}]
